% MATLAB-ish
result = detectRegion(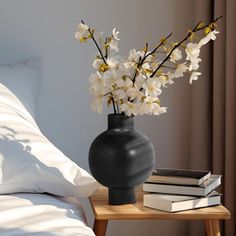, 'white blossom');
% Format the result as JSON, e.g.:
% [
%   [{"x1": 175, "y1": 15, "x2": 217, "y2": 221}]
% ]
[
  {"x1": 189, "y1": 71, "x2": 201, "y2": 84},
  {"x1": 188, "y1": 57, "x2": 202, "y2": 71},
  {"x1": 126, "y1": 87, "x2": 144, "y2": 101},
  {"x1": 107, "y1": 57, "x2": 120, "y2": 69},
  {"x1": 114, "y1": 89, "x2": 127, "y2": 100},
  {"x1": 139, "y1": 97, "x2": 157, "y2": 115},
  {"x1": 134, "y1": 74, "x2": 146, "y2": 90},
  {"x1": 199, "y1": 30, "x2": 219, "y2": 47},
  {"x1": 75, "y1": 23, "x2": 90, "y2": 42},
  {"x1": 77, "y1": 20, "x2": 219, "y2": 116},
  {"x1": 92, "y1": 58, "x2": 104, "y2": 70},
  {"x1": 102, "y1": 70, "x2": 117, "y2": 89},
  {"x1": 89, "y1": 72, "x2": 103, "y2": 92},
  {"x1": 156, "y1": 75, "x2": 168, "y2": 87},
  {"x1": 185, "y1": 43, "x2": 202, "y2": 72},
  {"x1": 152, "y1": 105, "x2": 167, "y2": 115},
  {"x1": 109, "y1": 40, "x2": 119, "y2": 53},
  {"x1": 128, "y1": 49, "x2": 143, "y2": 65},
  {"x1": 166, "y1": 72, "x2": 175, "y2": 85},
  {"x1": 170, "y1": 48, "x2": 182, "y2": 63},
  {"x1": 120, "y1": 101, "x2": 140, "y2": 116},
  {"x1": 142, "y1": 77, "x2": 162, "y2": 98},
  {"x1": 112, "y1": 28, "x2": 120, "y2": 41},
  {"x1": 173, "y1": 62, "x2": 188, "y2": 78},
  {"x1": 185, "y1": 43, "x2": 200, "y2": 61},
  {"x1": 91, "y1": 95, "x2": 103, "y2": 113}
]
